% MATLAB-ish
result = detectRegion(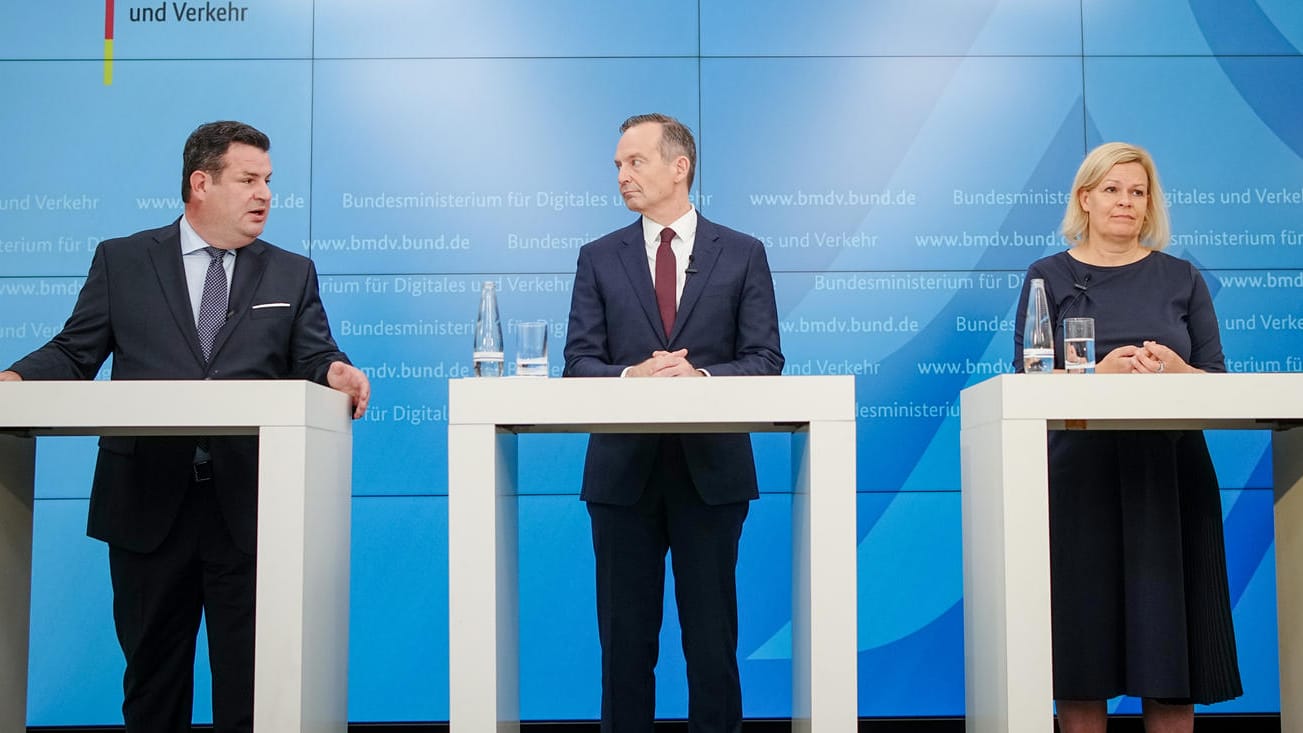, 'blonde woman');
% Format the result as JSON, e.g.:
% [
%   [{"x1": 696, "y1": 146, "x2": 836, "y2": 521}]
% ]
[{"x1": 1012, "y1": 142, "x2": 1241, "y2": 733}]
